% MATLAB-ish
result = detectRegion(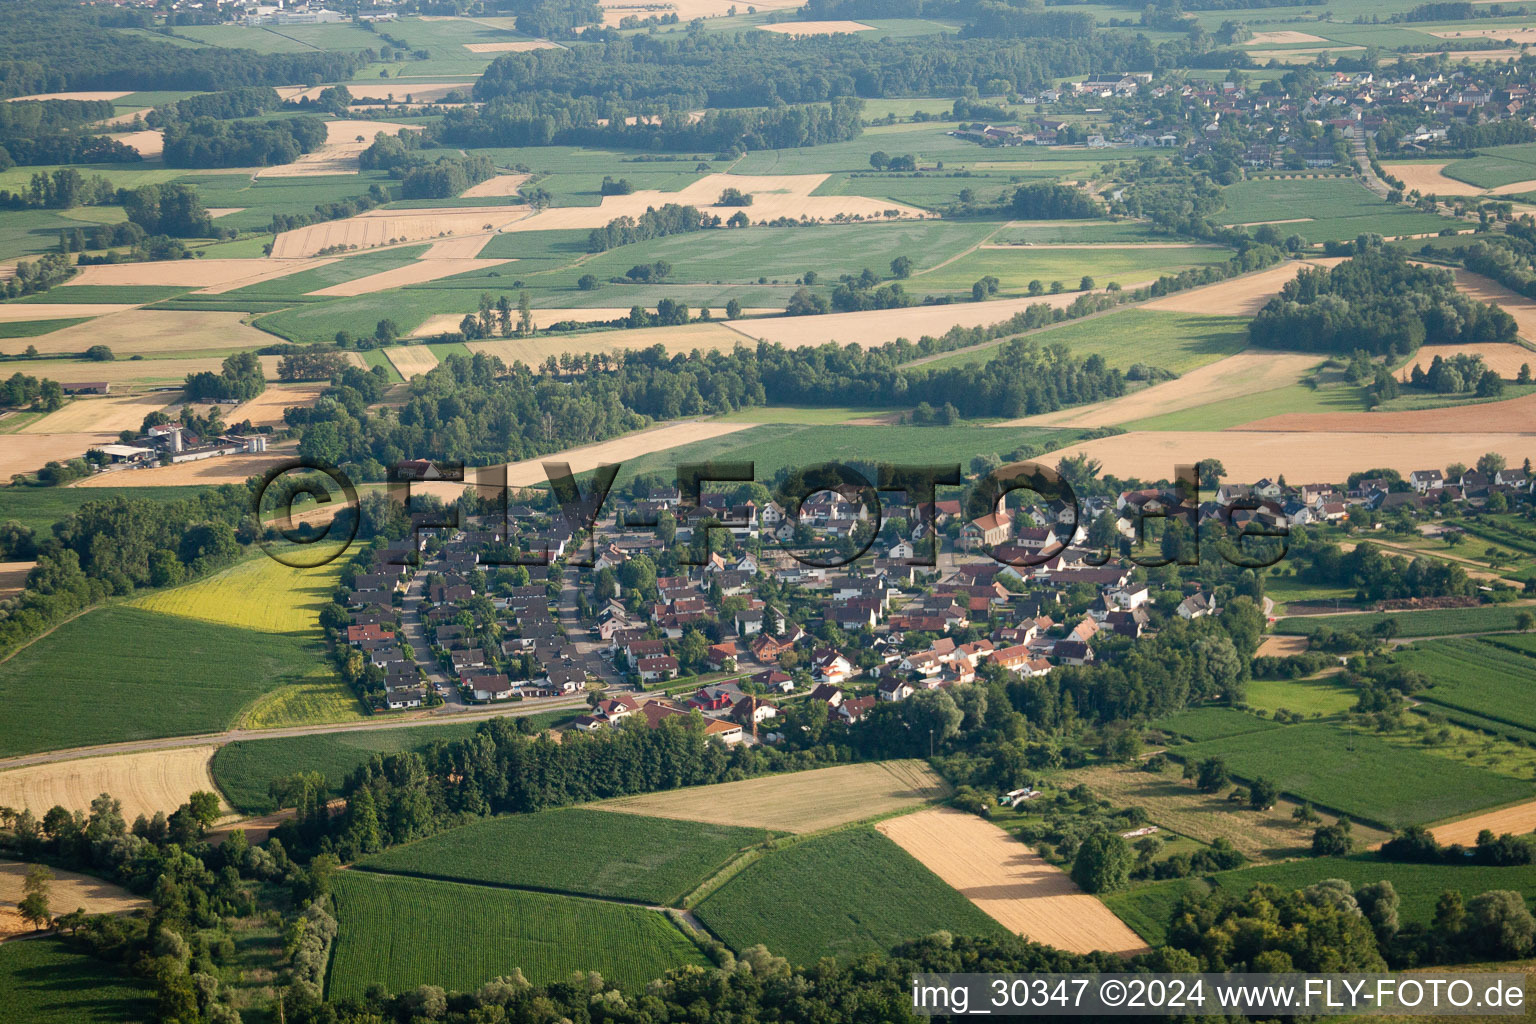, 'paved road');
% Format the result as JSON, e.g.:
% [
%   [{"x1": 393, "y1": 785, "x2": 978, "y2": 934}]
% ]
[{"x1": 399, "y1": 555, "x2": 465, "y2": 710}]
